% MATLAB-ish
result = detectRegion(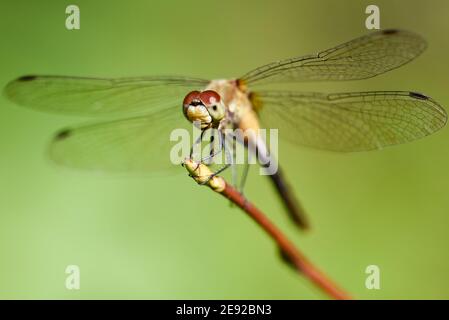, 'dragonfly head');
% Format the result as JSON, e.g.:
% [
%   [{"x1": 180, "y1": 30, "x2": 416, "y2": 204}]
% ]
[{"x1": 183, "y1": 90, "x2": 225, "y2": 129}]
